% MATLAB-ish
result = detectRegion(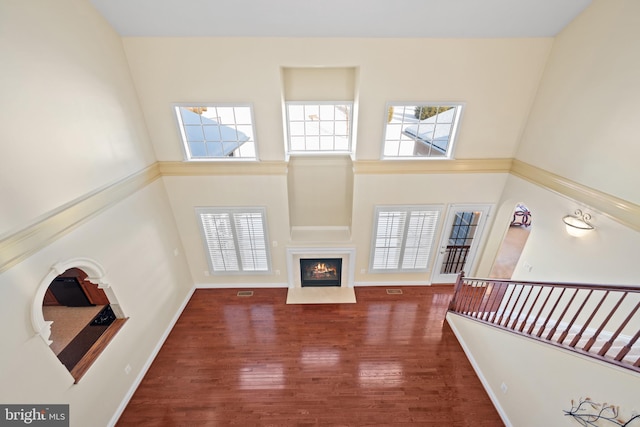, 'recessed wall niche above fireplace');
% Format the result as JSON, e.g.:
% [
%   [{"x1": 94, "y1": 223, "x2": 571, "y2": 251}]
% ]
[{"x1": 300, "y1": 258, "x2": 342, "y2": 287}]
